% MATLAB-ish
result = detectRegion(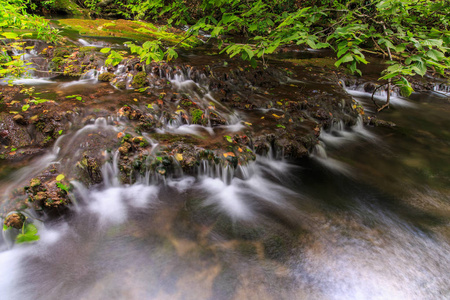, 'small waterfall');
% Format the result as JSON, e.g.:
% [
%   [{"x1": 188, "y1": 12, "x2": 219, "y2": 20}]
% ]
[
  {"x1": 1, "y1": 42, "x2": 53, "y2": 85},
  {"x1": 343, "y1": 81, "x2": 415, "y2": 108},
  {"x1": 311, "y1": 142, "x2": 352, "y2": 174},
  {"x1": 101, "y1": 150, "x2": 120, "y2": 188},
  {"x1": 320, "y1": 116, "x2": 377, "y2": 146},
  {"x1": 59, "y1": 68, "x2": 103, "y2": 88},
  {"x1": 112, "y1": 64, "x2": 133, "y2": 89},
  {"x1": 312, "y1": 142, "x2": 328, "y2": 159},
  {"x1": 433, "y1": 83, "x2": 450, "y2": 96},
  {"x1": 78, "y1": 39, "x2": 105, "y2": 48}
]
